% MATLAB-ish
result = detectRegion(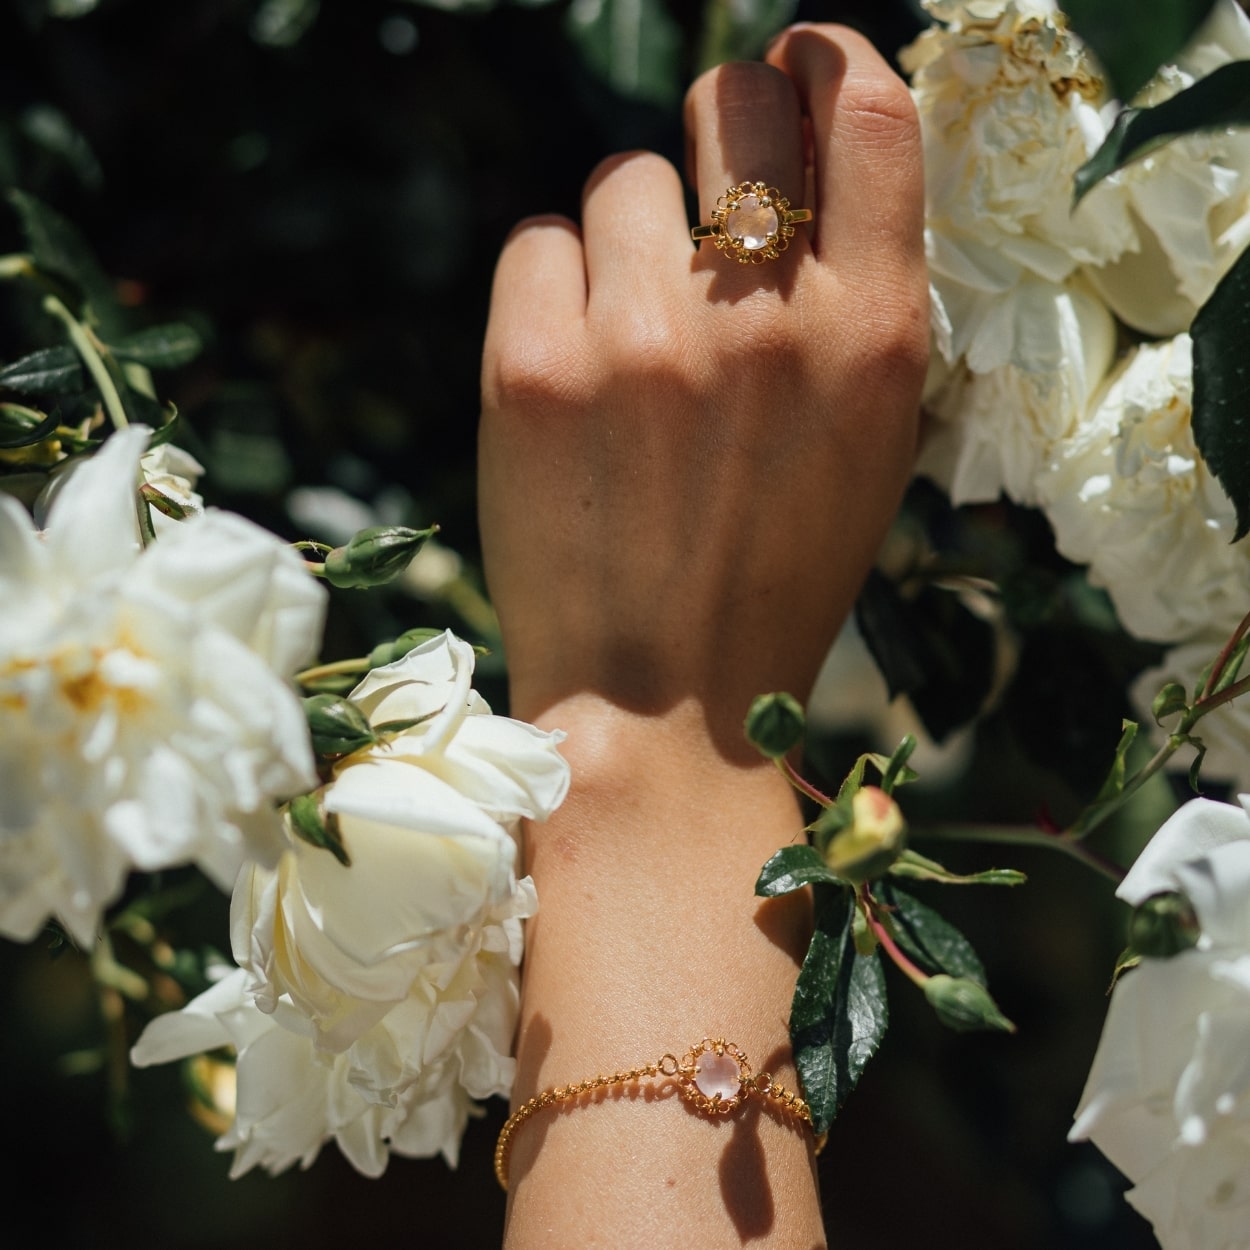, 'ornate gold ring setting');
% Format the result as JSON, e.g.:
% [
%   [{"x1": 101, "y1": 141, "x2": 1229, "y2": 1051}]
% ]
[{"x1": 691, "y1": 181, "x2": 813, "y2": 264}]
